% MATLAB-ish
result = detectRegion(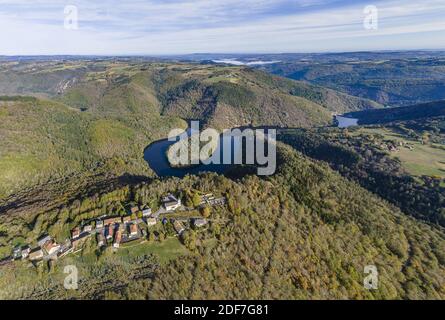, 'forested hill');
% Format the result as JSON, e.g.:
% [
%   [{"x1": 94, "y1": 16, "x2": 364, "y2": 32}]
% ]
[
  {"x1": 2, "y1": 143, "x2": 444, "y2": 299},
  {"x1": 0, "y1": 60, "x2": 382, "y2": 203},
  {"x1": 346, "y1": 101, "x2": 445, "y2": 125},
  {"x1": 258, "y1": 55, "x2": 445, "y2": 107}
]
